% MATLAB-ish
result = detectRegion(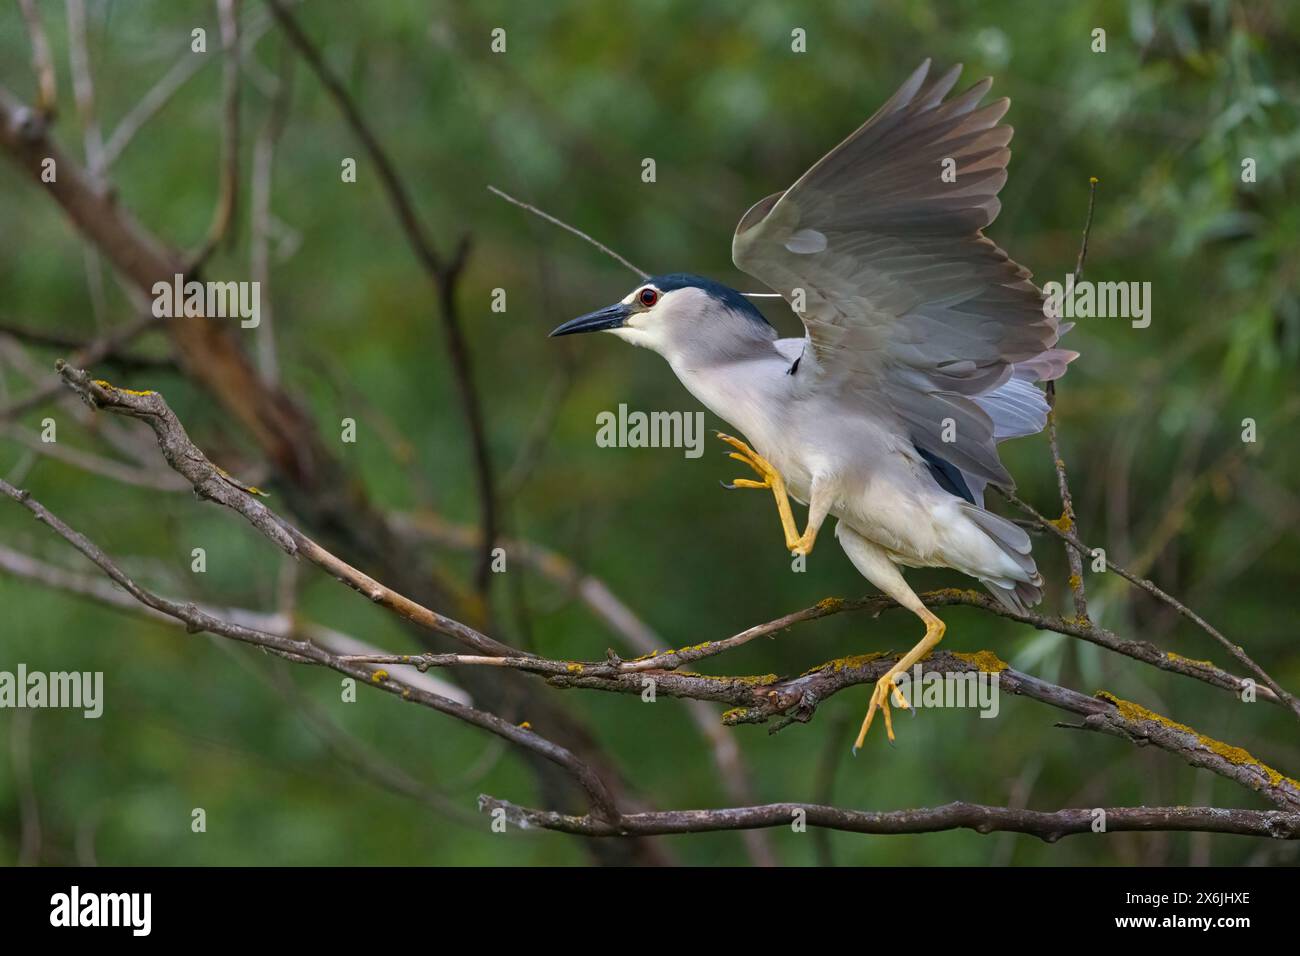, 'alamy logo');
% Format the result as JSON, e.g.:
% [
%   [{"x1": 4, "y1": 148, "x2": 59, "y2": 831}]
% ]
[
  {"x1": 50, "y1": 886, "x2": 151, "y2": 936},
  {"x1": 151, "y1": 273, "x2": 261, "y2": 328},
  {"x1": 595, "y1": 404, "x2": 706, "y2": 458},
  {"x1": 1041, "y1": 274, "x2": 1151, "y2": 328},
  {"x1": 892, "y1": 665, "x2": 1000, "y2": 718},
  {"x1": 0, "y1": 664, "x2": 103, "y2": 718}
]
